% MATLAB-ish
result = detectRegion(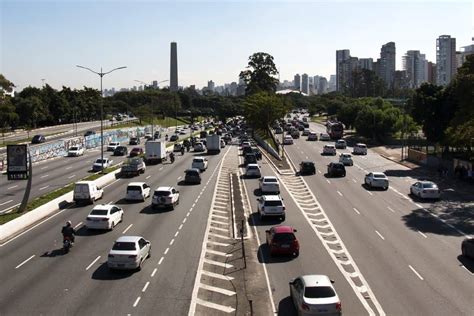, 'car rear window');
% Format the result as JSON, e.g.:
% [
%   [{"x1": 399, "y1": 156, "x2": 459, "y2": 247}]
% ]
[
  {"x1": 373, "y1": 174, "x2": 386, "y2": 178},
  {"x1": 305, "y1": 286, "x2": 336, "y2": 298},
  {"x1": 112, "y1": 242, "x2": 136, "y2": 251},
  {"x1": 264, "y1": 200, "x2": 282, "y2": 206},
  {"x1": 127, "y1": 186, "x2": 142, "y2": 192},
  {"x1": 264, "y1": 178, "x2": 278, "y2": 183},
  {"x1": 333, "y1": 164, "x2": 344, "y2": 169},
  {"x1": 90, "y1": 209, "x2": 108, "y2": 216},
  {"x1": 154, "y1": 191, "x2": 171, "y2": 197},
  {"x1": 193, "y1": 159, "x2": 203, "y2": 163},
  {"x1": 70, "y1": 147, "x2": 78, "y2": 151},
  {"x1": 248, "y1": 166, "x2": 258, "y2": 170},
  {"x1": 423, "y1": 183, "x2": 436, "y2": 188},
  {"x1": 186, "y1": 171, "x2": 199, "y2": 176},
  {"x1": 273, "y1": 233, "x2": 295, "y2": 243},
  {"x1": 95, "y1": 159, "x2": 107, "y2": 163}
]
